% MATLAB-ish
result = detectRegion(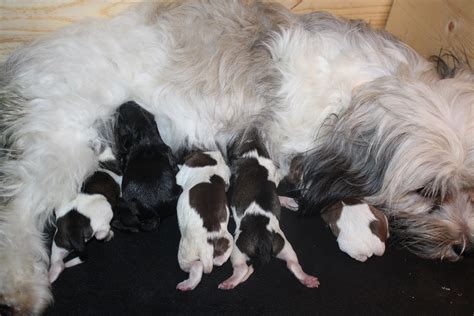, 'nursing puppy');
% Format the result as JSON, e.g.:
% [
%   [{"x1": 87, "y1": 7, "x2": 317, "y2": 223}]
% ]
[
  {"x1": 176, "y1": 151, "x2": 233, "y2": 291},
  {"x1": 49, "y1": 166, "x2": 119, "y2": 283},
  {"x1": 219, "y1": 135, "x2": 319, "y2": 290},
  {"x1": 113, "y1": 101, "x2": 181, "y2": 232},
  {"x1": 322, "y1": 198, "x2": 389, "y2": 262}
]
